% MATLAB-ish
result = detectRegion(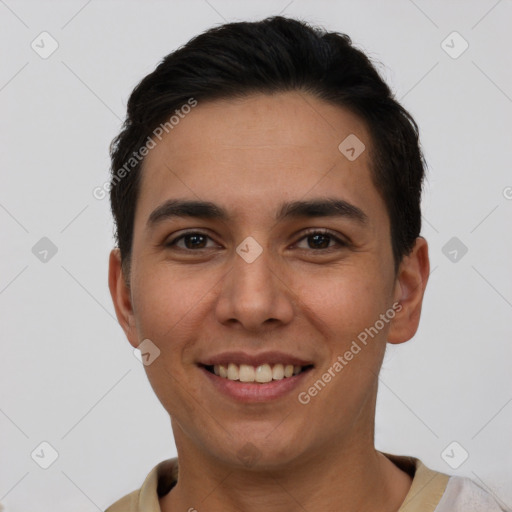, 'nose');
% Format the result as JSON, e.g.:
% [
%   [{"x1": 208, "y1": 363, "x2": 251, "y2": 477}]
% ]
[{"x1": 214, "y1": 243, "x2": 294, "y2": 332}]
